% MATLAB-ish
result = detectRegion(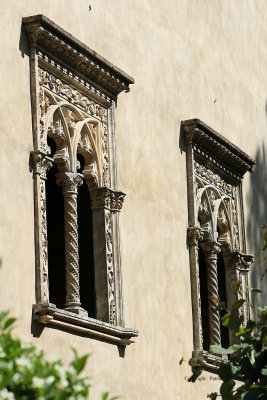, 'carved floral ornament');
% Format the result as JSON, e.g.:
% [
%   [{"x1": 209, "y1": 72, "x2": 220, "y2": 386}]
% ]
[
  {"x1": 182, "y1": 119, "x2": 255, "y2": 364},
  {"x1": 24, "y1": 15, "x2": 138, "y2": 344},
  {"x1": 38, "y1": 68, "x2": 110, "y2": 189}
]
